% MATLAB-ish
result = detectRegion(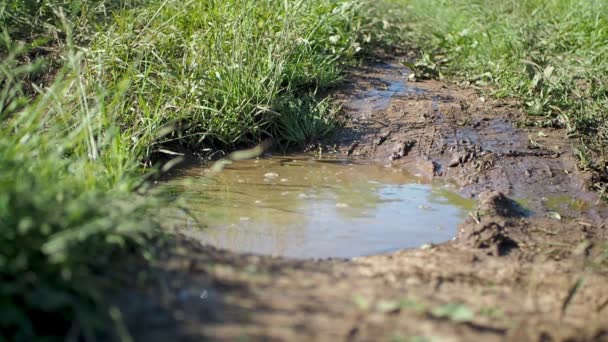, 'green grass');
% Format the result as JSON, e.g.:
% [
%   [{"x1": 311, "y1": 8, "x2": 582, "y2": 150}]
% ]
[
  {"x1": 87, "y1": 0, "x2": 377, "y2": 156},
  {"x1": 1, "y1": 37, "x2": 163, "y2": 340},
  {"x1": 384, "y1": 0, "x2": 608, "y2": 196},
  {"x1": 1, "y1": 0, "x2": 388, "y2": 340}
]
